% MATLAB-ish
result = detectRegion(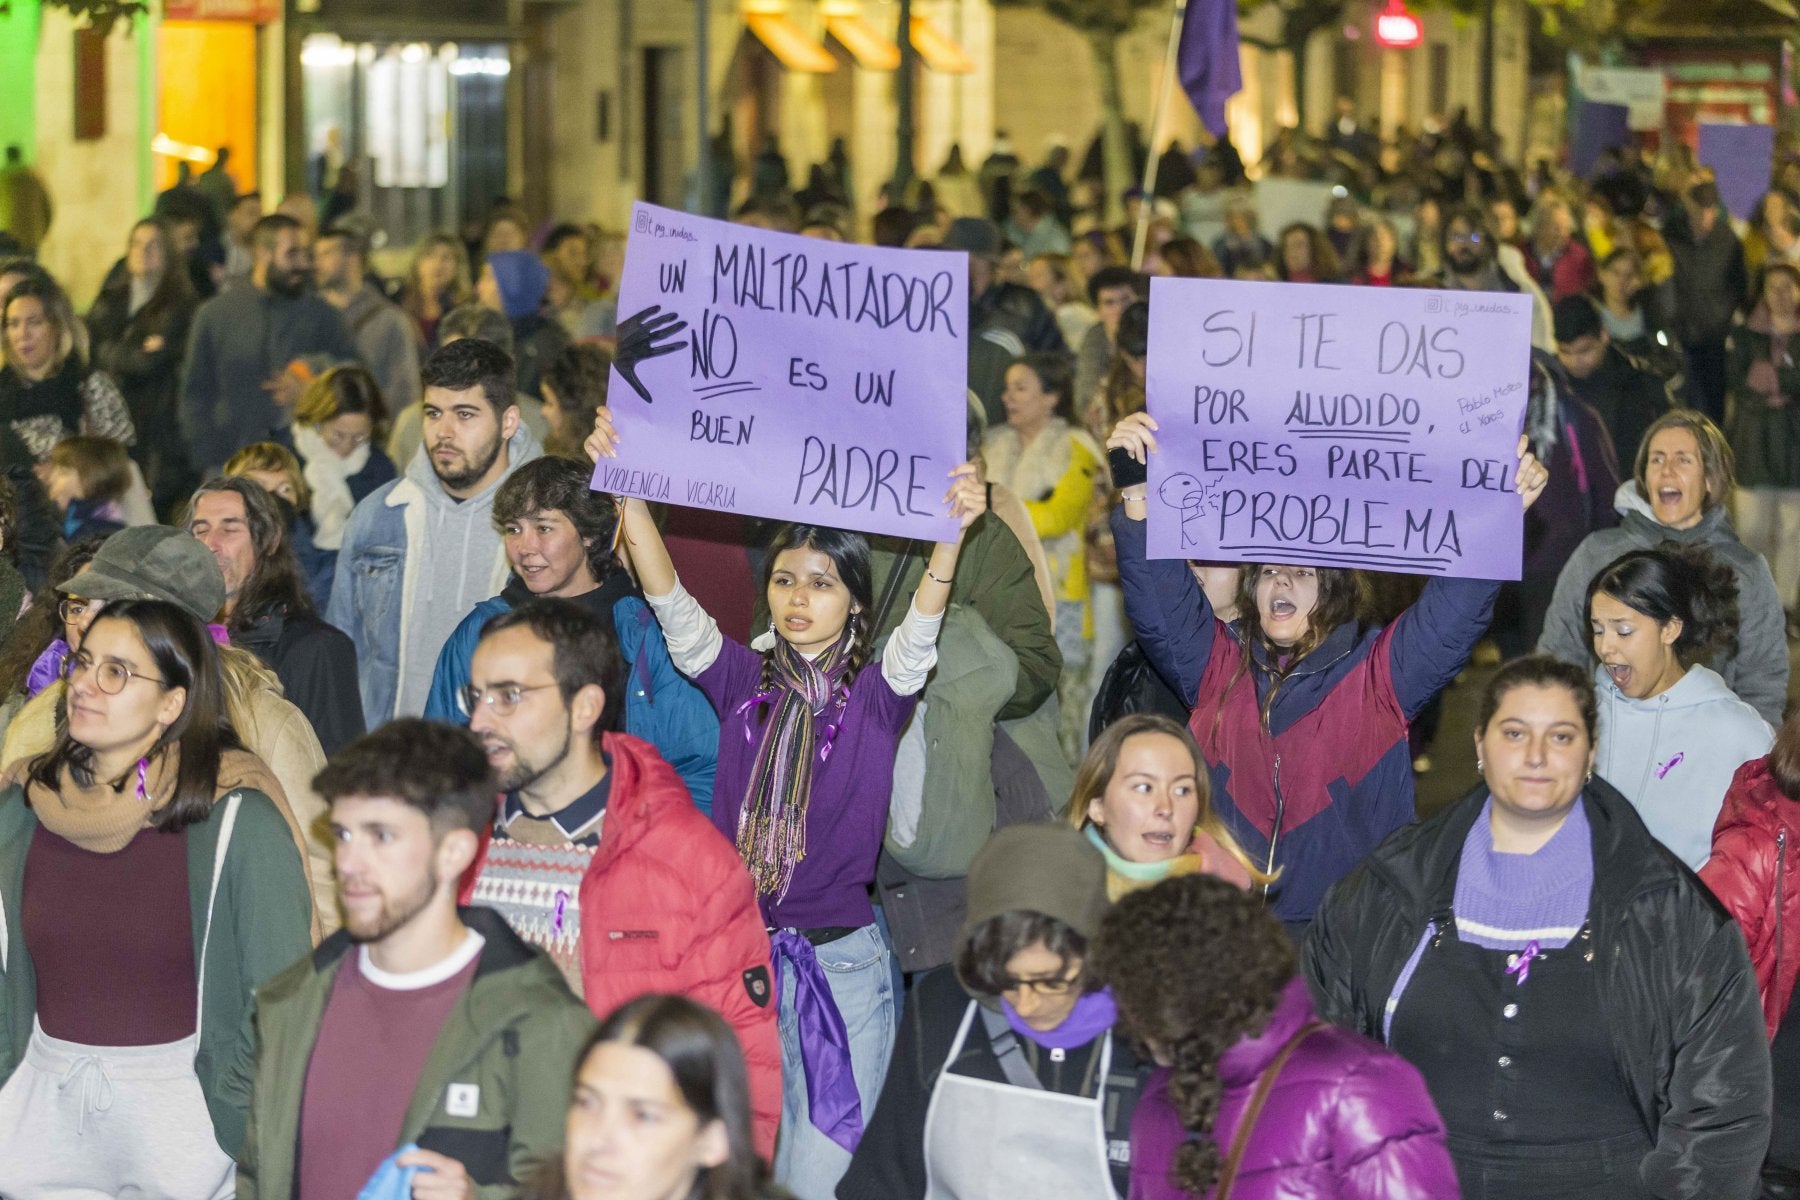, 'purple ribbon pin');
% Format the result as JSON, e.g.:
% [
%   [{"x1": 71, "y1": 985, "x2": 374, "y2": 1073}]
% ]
[
  {"x1": 552, "y1": 890, "x2": 571, "y2": 935},
  {"x1": 1506, "y1": 940, "x2": 1541, "y2": 986},
  {"x1": 1655, "y1": 752, "x2": 1685, "y2": 780}
]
